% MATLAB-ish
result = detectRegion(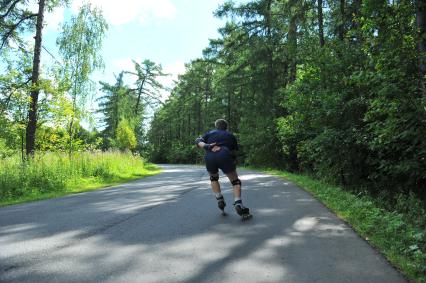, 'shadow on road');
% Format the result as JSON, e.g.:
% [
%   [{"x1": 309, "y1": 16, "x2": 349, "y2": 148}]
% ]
[{"x1": 0, "y1": 165, "x2": 406, "y2": 283}]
